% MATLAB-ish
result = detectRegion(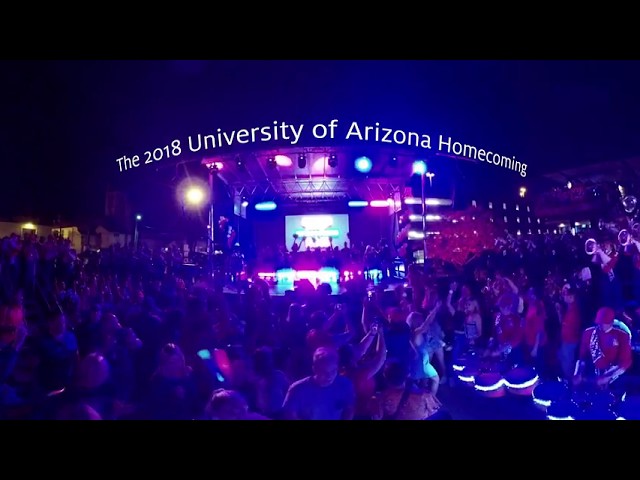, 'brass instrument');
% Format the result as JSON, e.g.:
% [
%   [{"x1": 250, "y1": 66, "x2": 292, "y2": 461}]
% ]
[
  {"x1": 622, "y1": 195, "x2": 638, "y2": 214},
  {"x1": 585, "y1": 238, "x2": 600, "y2": 255},
  {"x1": 618, "y1": 223, "x2": 640, "y2": 246}
]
